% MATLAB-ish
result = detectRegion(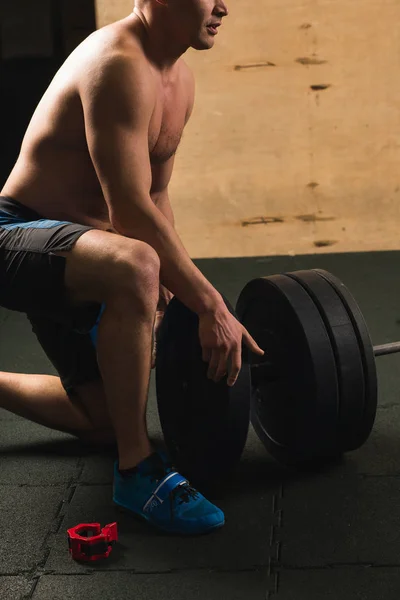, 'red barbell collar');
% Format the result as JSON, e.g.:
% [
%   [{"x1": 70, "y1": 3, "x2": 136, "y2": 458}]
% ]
[{"x1": 67, "y1": 522, "x2": 118, "y2": 562}]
